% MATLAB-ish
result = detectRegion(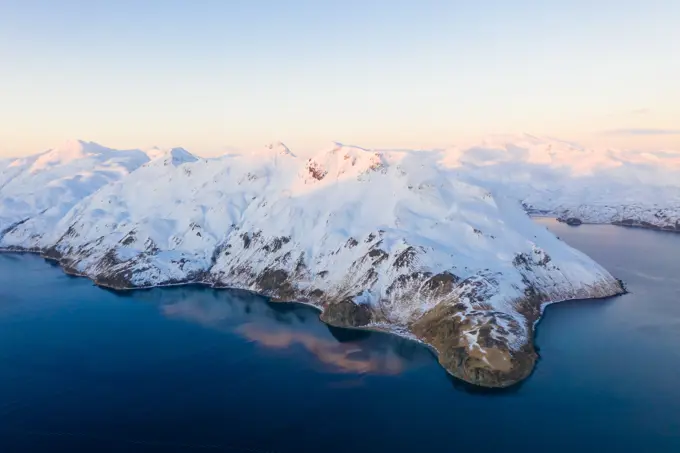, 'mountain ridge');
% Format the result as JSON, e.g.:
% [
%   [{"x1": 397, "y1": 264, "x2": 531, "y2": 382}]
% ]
[{"x1": 0, "y1": 139, "x2": 629, "y2": 387}]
